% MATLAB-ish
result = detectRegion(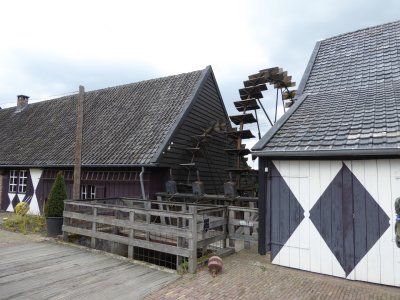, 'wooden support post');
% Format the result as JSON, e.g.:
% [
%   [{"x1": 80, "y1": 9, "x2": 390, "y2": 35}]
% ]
[
  {"x1": 73, "y1": 86, "x2": 85, "y2": 200},
  {"x1": 62, "y1": 203, "x2": 69, "y2": 241},
  {"x1": 249, "y1": 202, "x2": 258, "y2": 239},
  {"x1": 182, "y1": 203, "x2": 187, "y2": 227},
  {"x1": 222, "y1": 207, "x2": 227, "y2": 248},
  {"x1": 146, "y1": 201, "x2": 150, "y2": 241},
  {"x1": 158, "y1": 203, "x2": 166, "y2": 225},
  {"x1": 91, "y1": 207, "x2": 97, "y2": 248},
  {"x1": 111, "y1": 208, "x2": 119, "y2": 254},
  {"x1": 128, "y1": 211, "x2": 135, "y2": 259},
  {"x1": 228, "y1": 209, "x2": 235, "y2": 248},
  {"x1": 244, "y1": 211, "x2": 251, "y2": 249},
  {"x1": 188, "y1": 206, "x2": 198, "y2": 274},
  {"x1": 176, "y1": 215, "x2": 183, "y2": 268}
]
